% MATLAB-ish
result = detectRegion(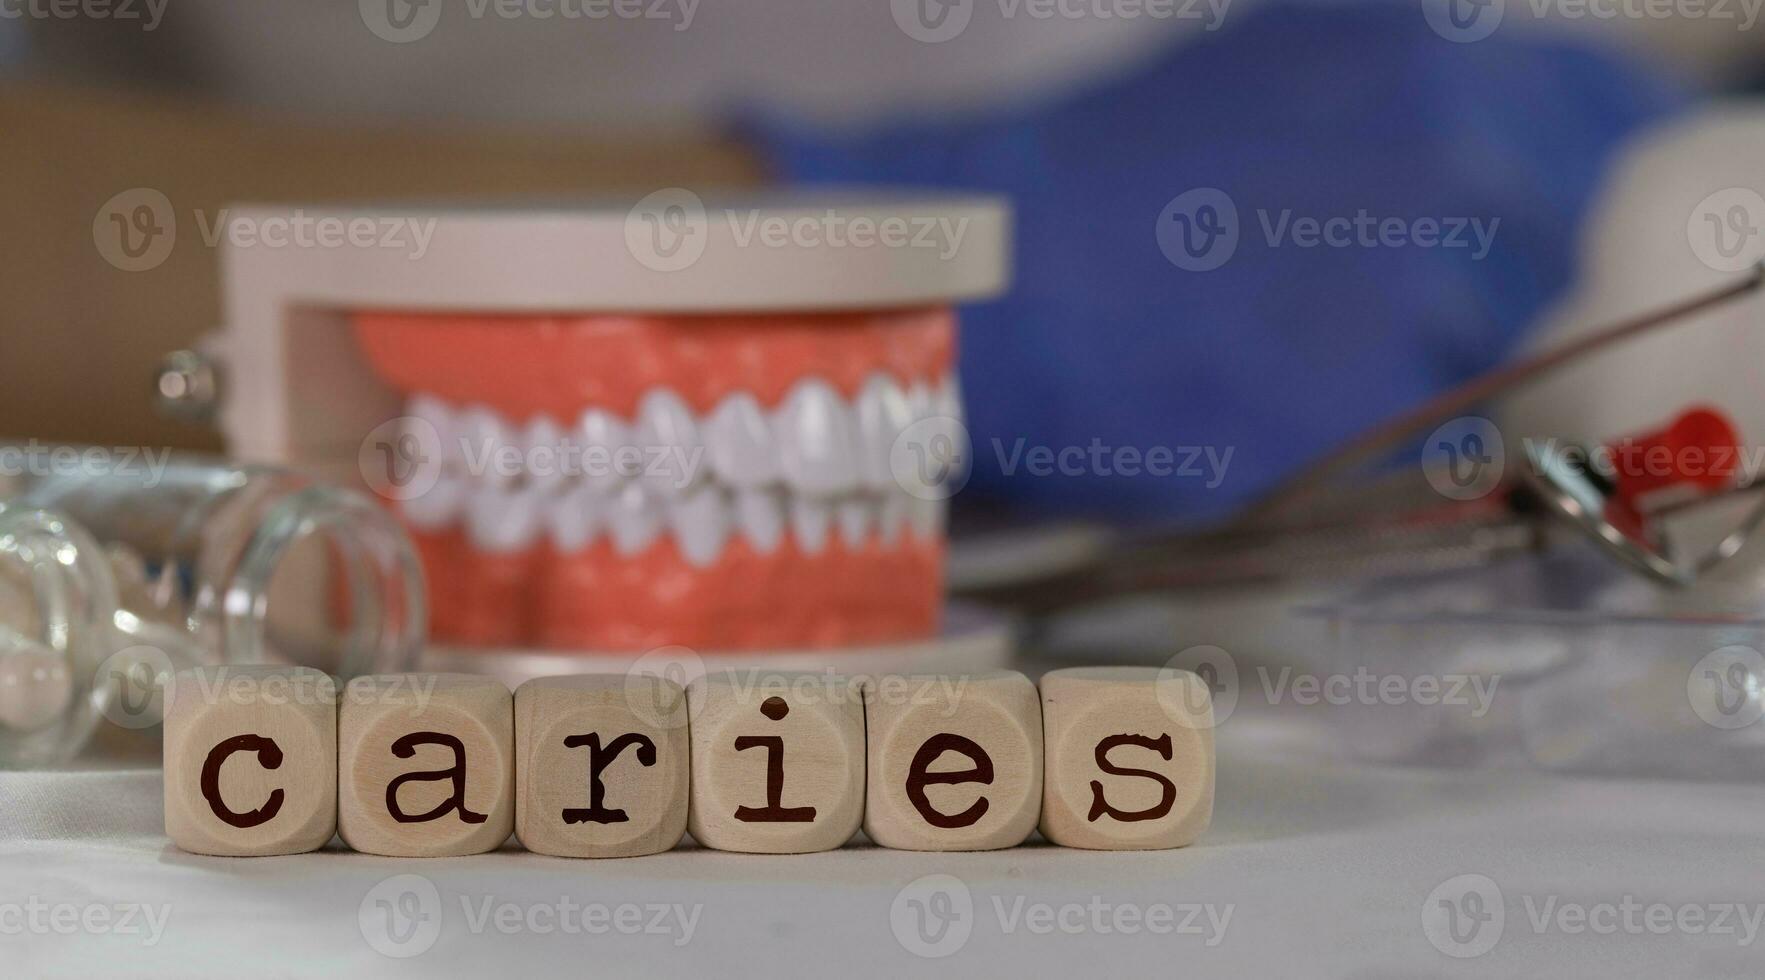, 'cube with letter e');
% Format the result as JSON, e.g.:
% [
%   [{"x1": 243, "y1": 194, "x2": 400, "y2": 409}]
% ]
[{"x1": 864, "y1": 670, "x2": 1043, "y2": 851}]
